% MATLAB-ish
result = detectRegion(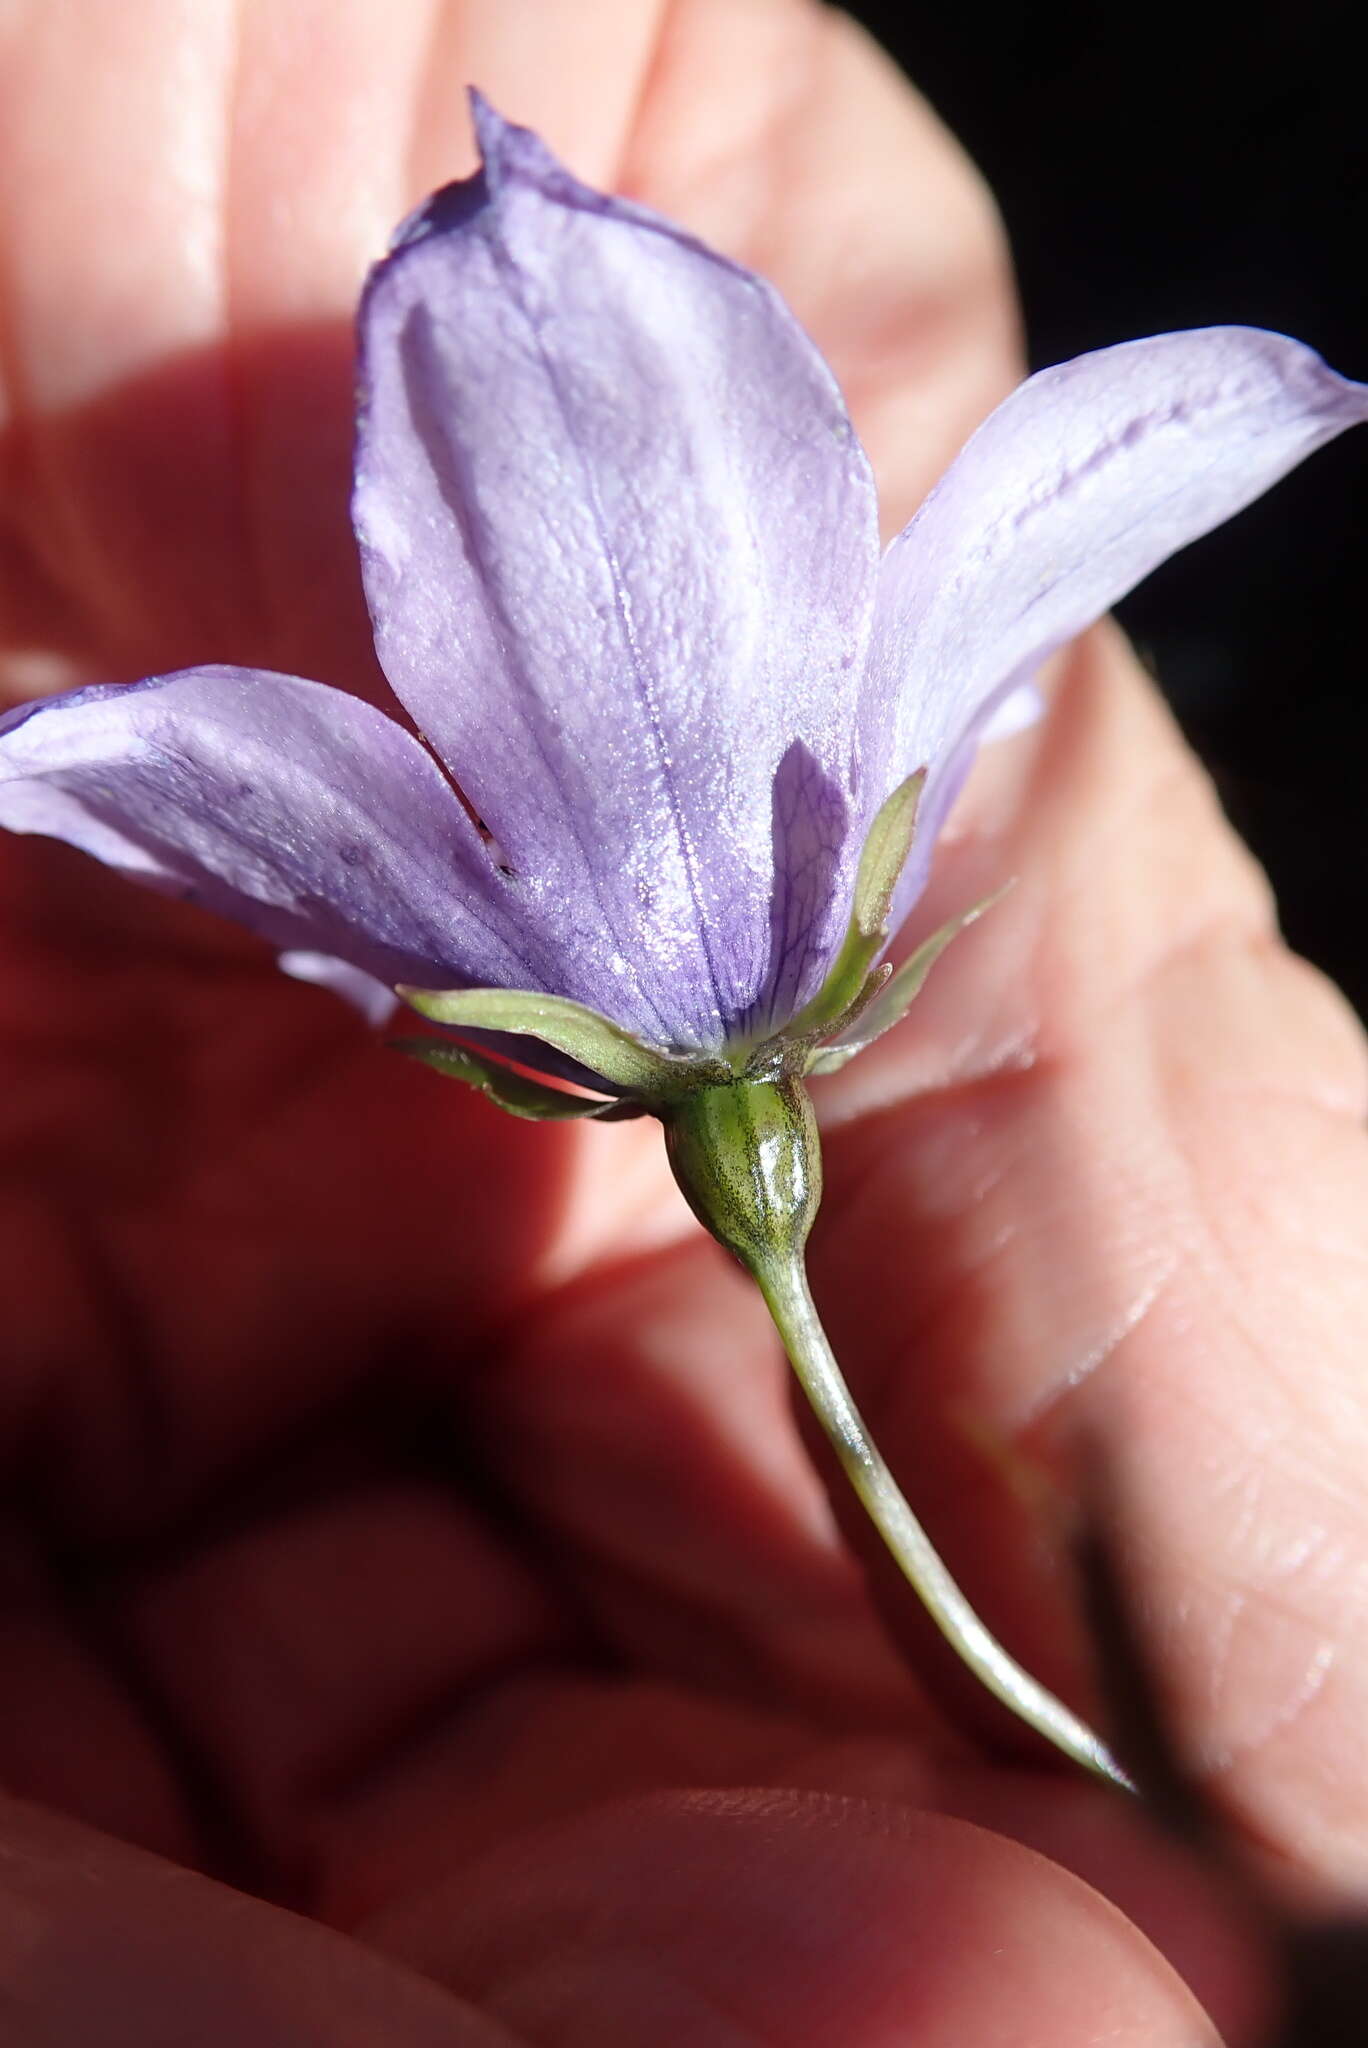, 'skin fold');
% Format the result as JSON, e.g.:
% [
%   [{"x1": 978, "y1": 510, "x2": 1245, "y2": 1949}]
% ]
[{"x1": 1, "y1": 2, "x2": 1365, "y2": 2040}]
